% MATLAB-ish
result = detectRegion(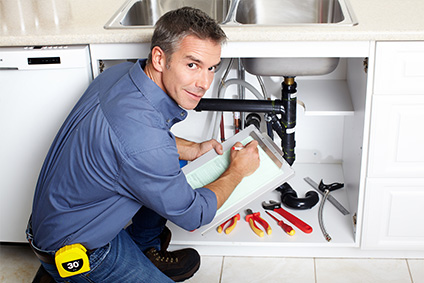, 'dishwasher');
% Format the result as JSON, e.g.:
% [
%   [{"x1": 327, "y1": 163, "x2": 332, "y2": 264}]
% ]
[{"x1": 0, "y1": 45, "x2": 92, "y2": 242}]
